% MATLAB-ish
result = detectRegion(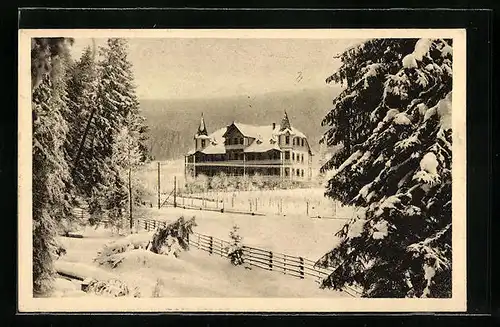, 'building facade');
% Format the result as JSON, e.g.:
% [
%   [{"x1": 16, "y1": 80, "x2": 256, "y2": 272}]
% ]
[{"x1": 184, "y1": 112, "x2": 313, "y2": 181}]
